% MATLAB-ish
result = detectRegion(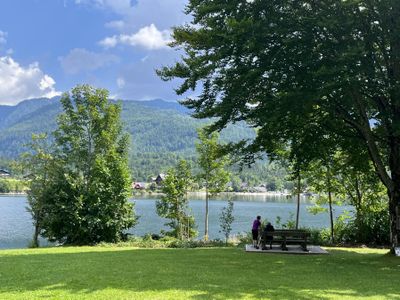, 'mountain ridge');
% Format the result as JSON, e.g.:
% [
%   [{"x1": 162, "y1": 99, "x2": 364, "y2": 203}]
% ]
[{"x1": 0, "y1": 97, "x2": 256, "y2": 181}]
